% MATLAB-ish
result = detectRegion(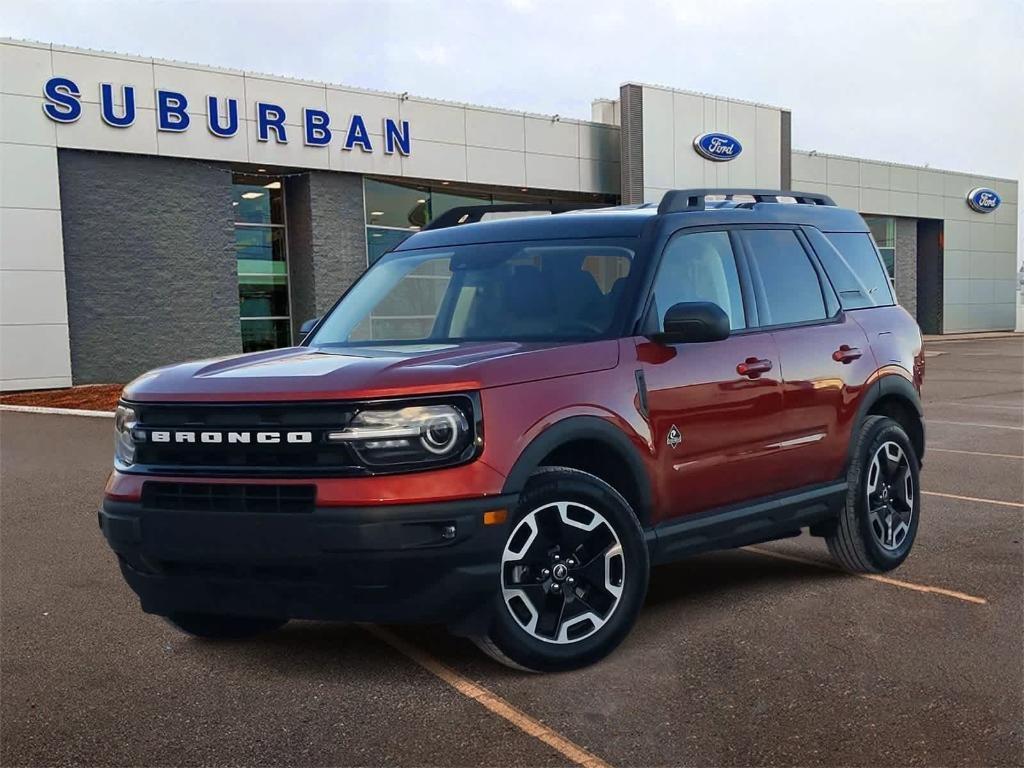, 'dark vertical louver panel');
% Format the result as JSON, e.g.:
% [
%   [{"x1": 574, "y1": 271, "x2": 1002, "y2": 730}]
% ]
[
  {"x1": 619, "y1": 85, "x2": 645, "y2": 205},
  {"x1": 780, "y1": 110, "x2": 792, "y2": 190}
]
